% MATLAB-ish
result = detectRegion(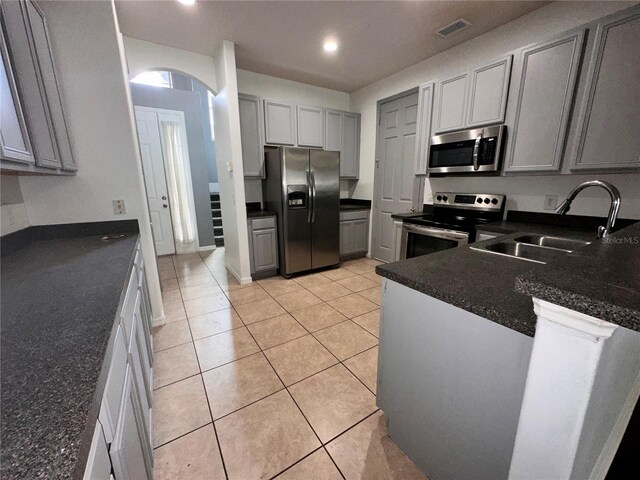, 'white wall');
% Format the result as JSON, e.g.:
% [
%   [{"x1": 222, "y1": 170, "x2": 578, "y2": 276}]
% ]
[
  {"x1": 123, "y1": 36, "x2": 217, "y2": 94},
  {"x1": 1, "y1": 176, "x2": 29, "y2": 235},
  {"x1": 18, "y1": 0, "x2": 164, "y2": 320},
  {"x1": 214, "y1": 41, "x2": 252, "y2": 282},
  {"x1": 349, "y1": 1, "x2": 640, "y2": 219}
]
